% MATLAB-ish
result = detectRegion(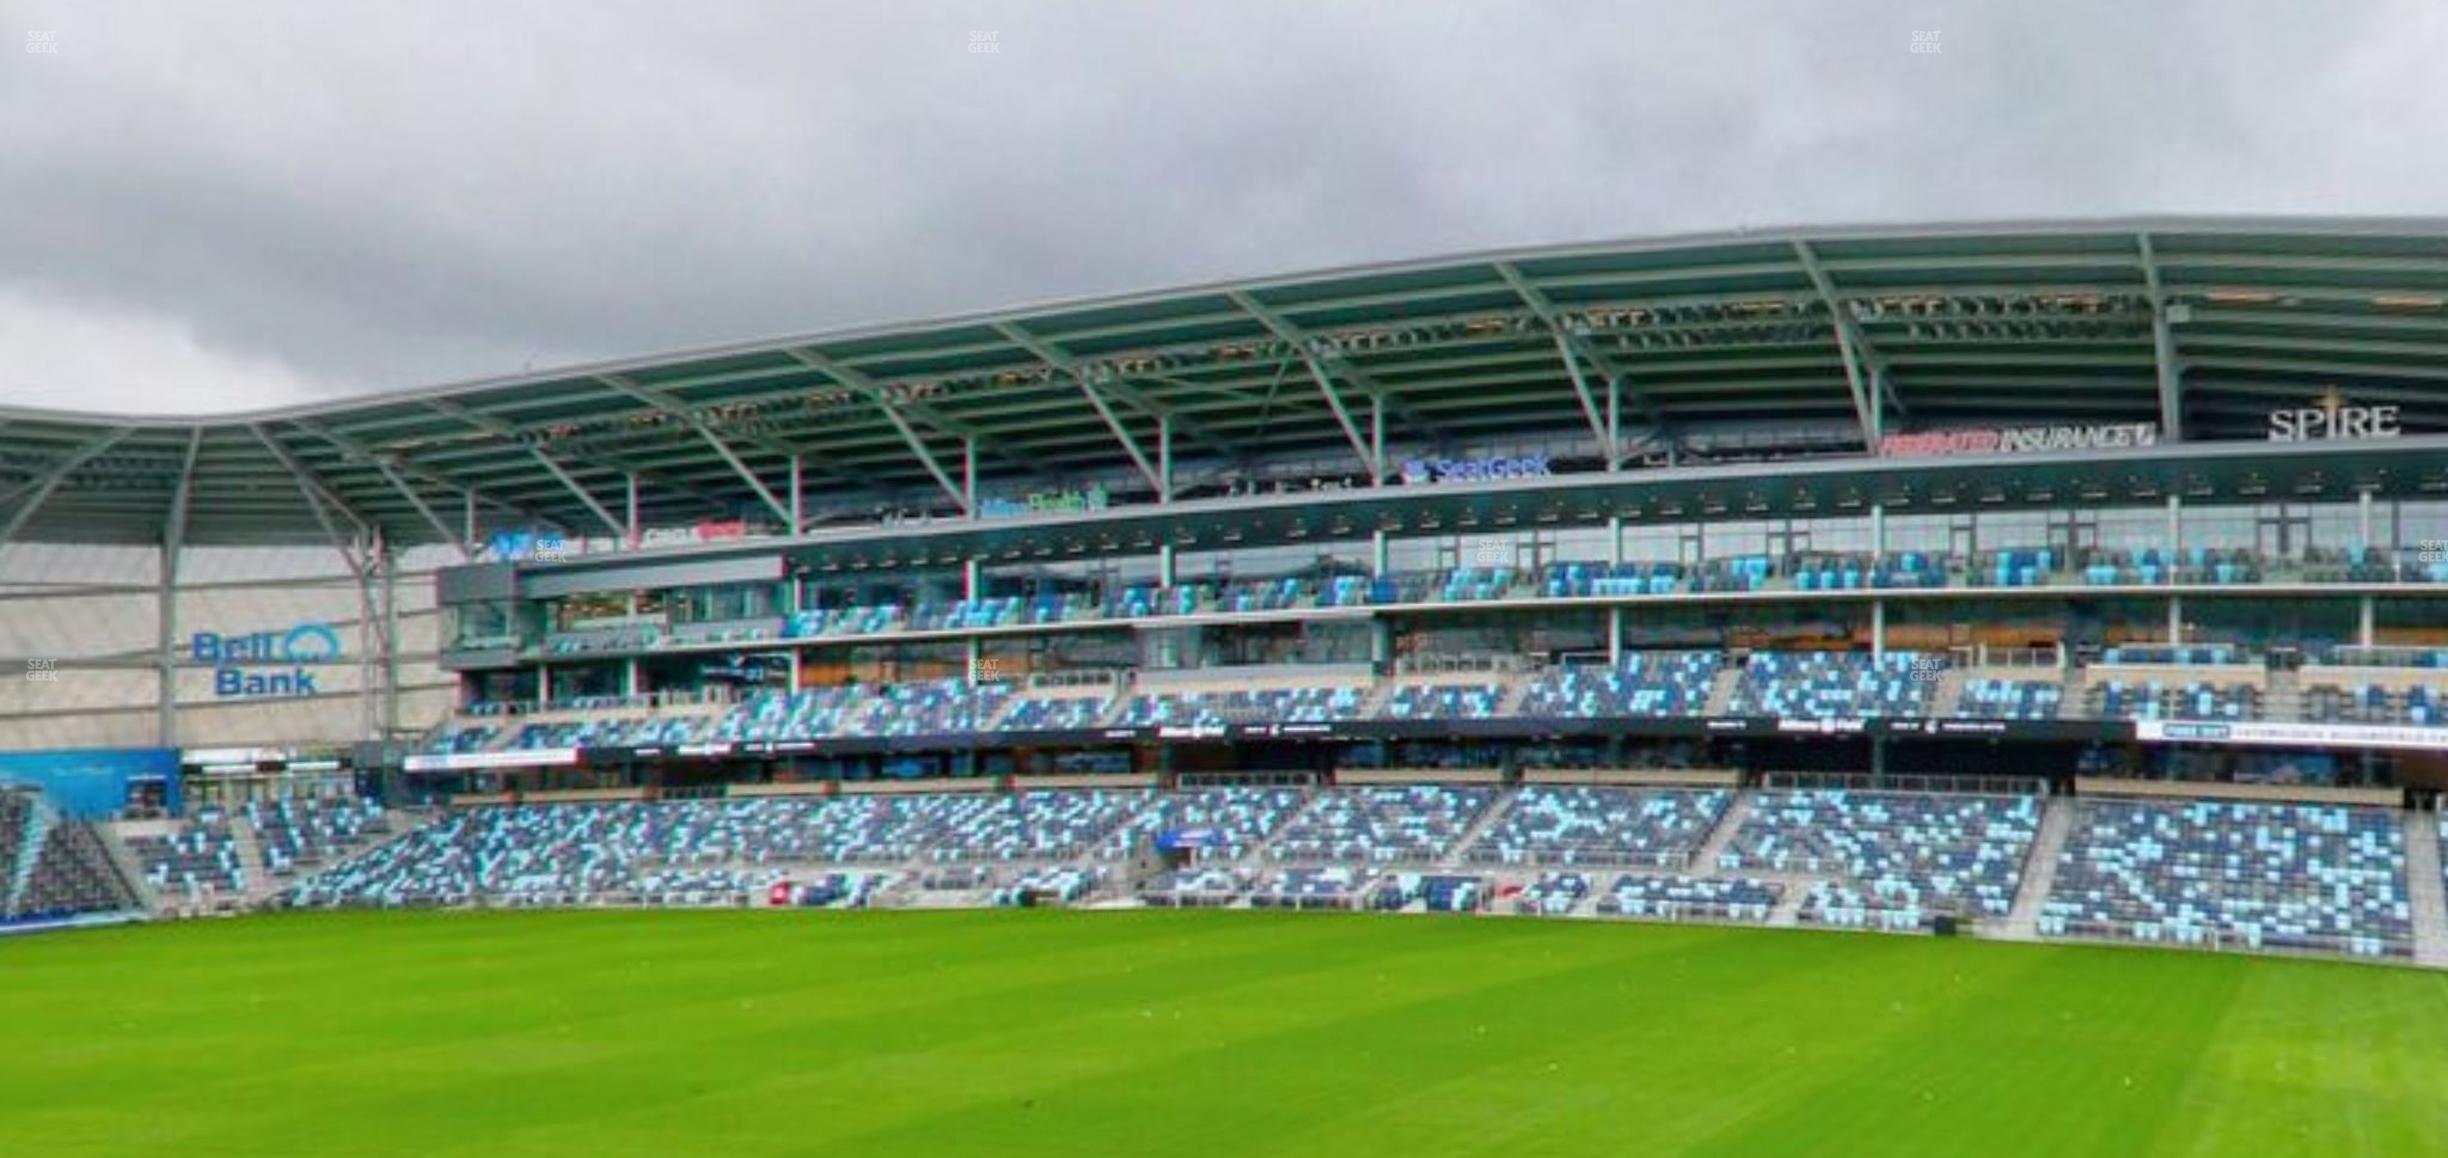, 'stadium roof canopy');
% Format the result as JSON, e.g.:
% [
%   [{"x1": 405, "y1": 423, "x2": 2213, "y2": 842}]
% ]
[{"x1": 10, "y1": 215, "x2": 2448, "y2": 549}]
